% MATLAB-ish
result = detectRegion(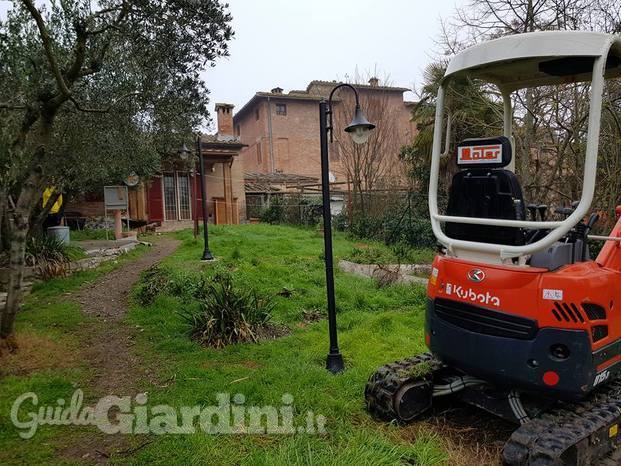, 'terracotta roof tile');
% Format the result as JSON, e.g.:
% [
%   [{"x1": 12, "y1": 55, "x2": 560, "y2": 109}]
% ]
[{"x1": 244, "y1": 172, "x2": 319, "y2": 193}]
